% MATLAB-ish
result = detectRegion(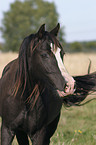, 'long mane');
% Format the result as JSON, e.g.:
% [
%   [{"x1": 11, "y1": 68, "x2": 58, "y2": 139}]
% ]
[
  {"x1": 63, "y1": 72, "x2": 96, "y2": 107},
  {"x1": 13, "y1": 34, "x2": 38, "y2": 100},
  {"x1": 13, "y1": 32, "x2": 64, "y2": 108}
]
